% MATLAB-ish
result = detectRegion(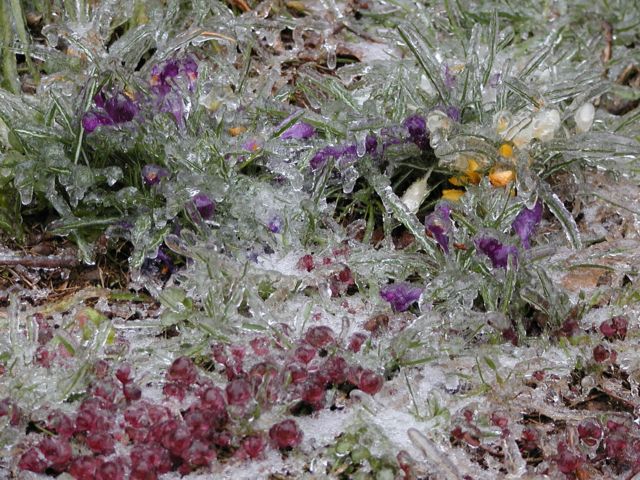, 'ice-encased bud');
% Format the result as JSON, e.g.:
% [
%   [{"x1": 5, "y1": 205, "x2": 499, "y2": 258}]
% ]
[
  {"x1": 400, "y1": 174, "x2": 429, "y2": 214},
  {"x1": 574, "y1": 103, "x2": 595, "y2": 133},
  {"x1": 532, "y1": 109, "x2": 561, "y2": 142},
  {"x1": 494, "y1": 111, "x2": 512, "y2": 134},
  {"x1": 426, "y1": 110, "x2": 452, "y2": 133}
]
